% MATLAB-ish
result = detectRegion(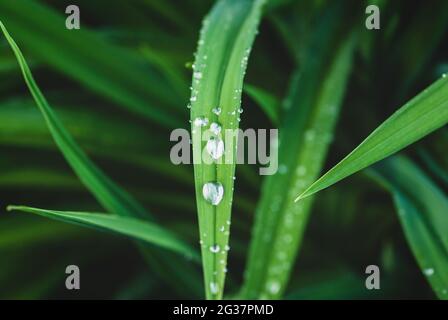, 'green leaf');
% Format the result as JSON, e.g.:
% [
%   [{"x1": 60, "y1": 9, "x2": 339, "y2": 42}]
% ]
[
  {"x1": 296, "y1": 75, "x2": 448, "y2": 201},
  {"x1": 7, "y1": 206, "x2": 200, "y2": 261},
  {"x1": 190, "y1": 0, "x2": 267, "y2": 299},
  {"x1": 369, "y1": 156, "x2": 448, "y2": 299},
  {"x1": 0, "y1": 0, "x2": 183, "y2": 127},
  {"x1": 242, "y1": 4, "x2": 356, "y2": 298}
]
